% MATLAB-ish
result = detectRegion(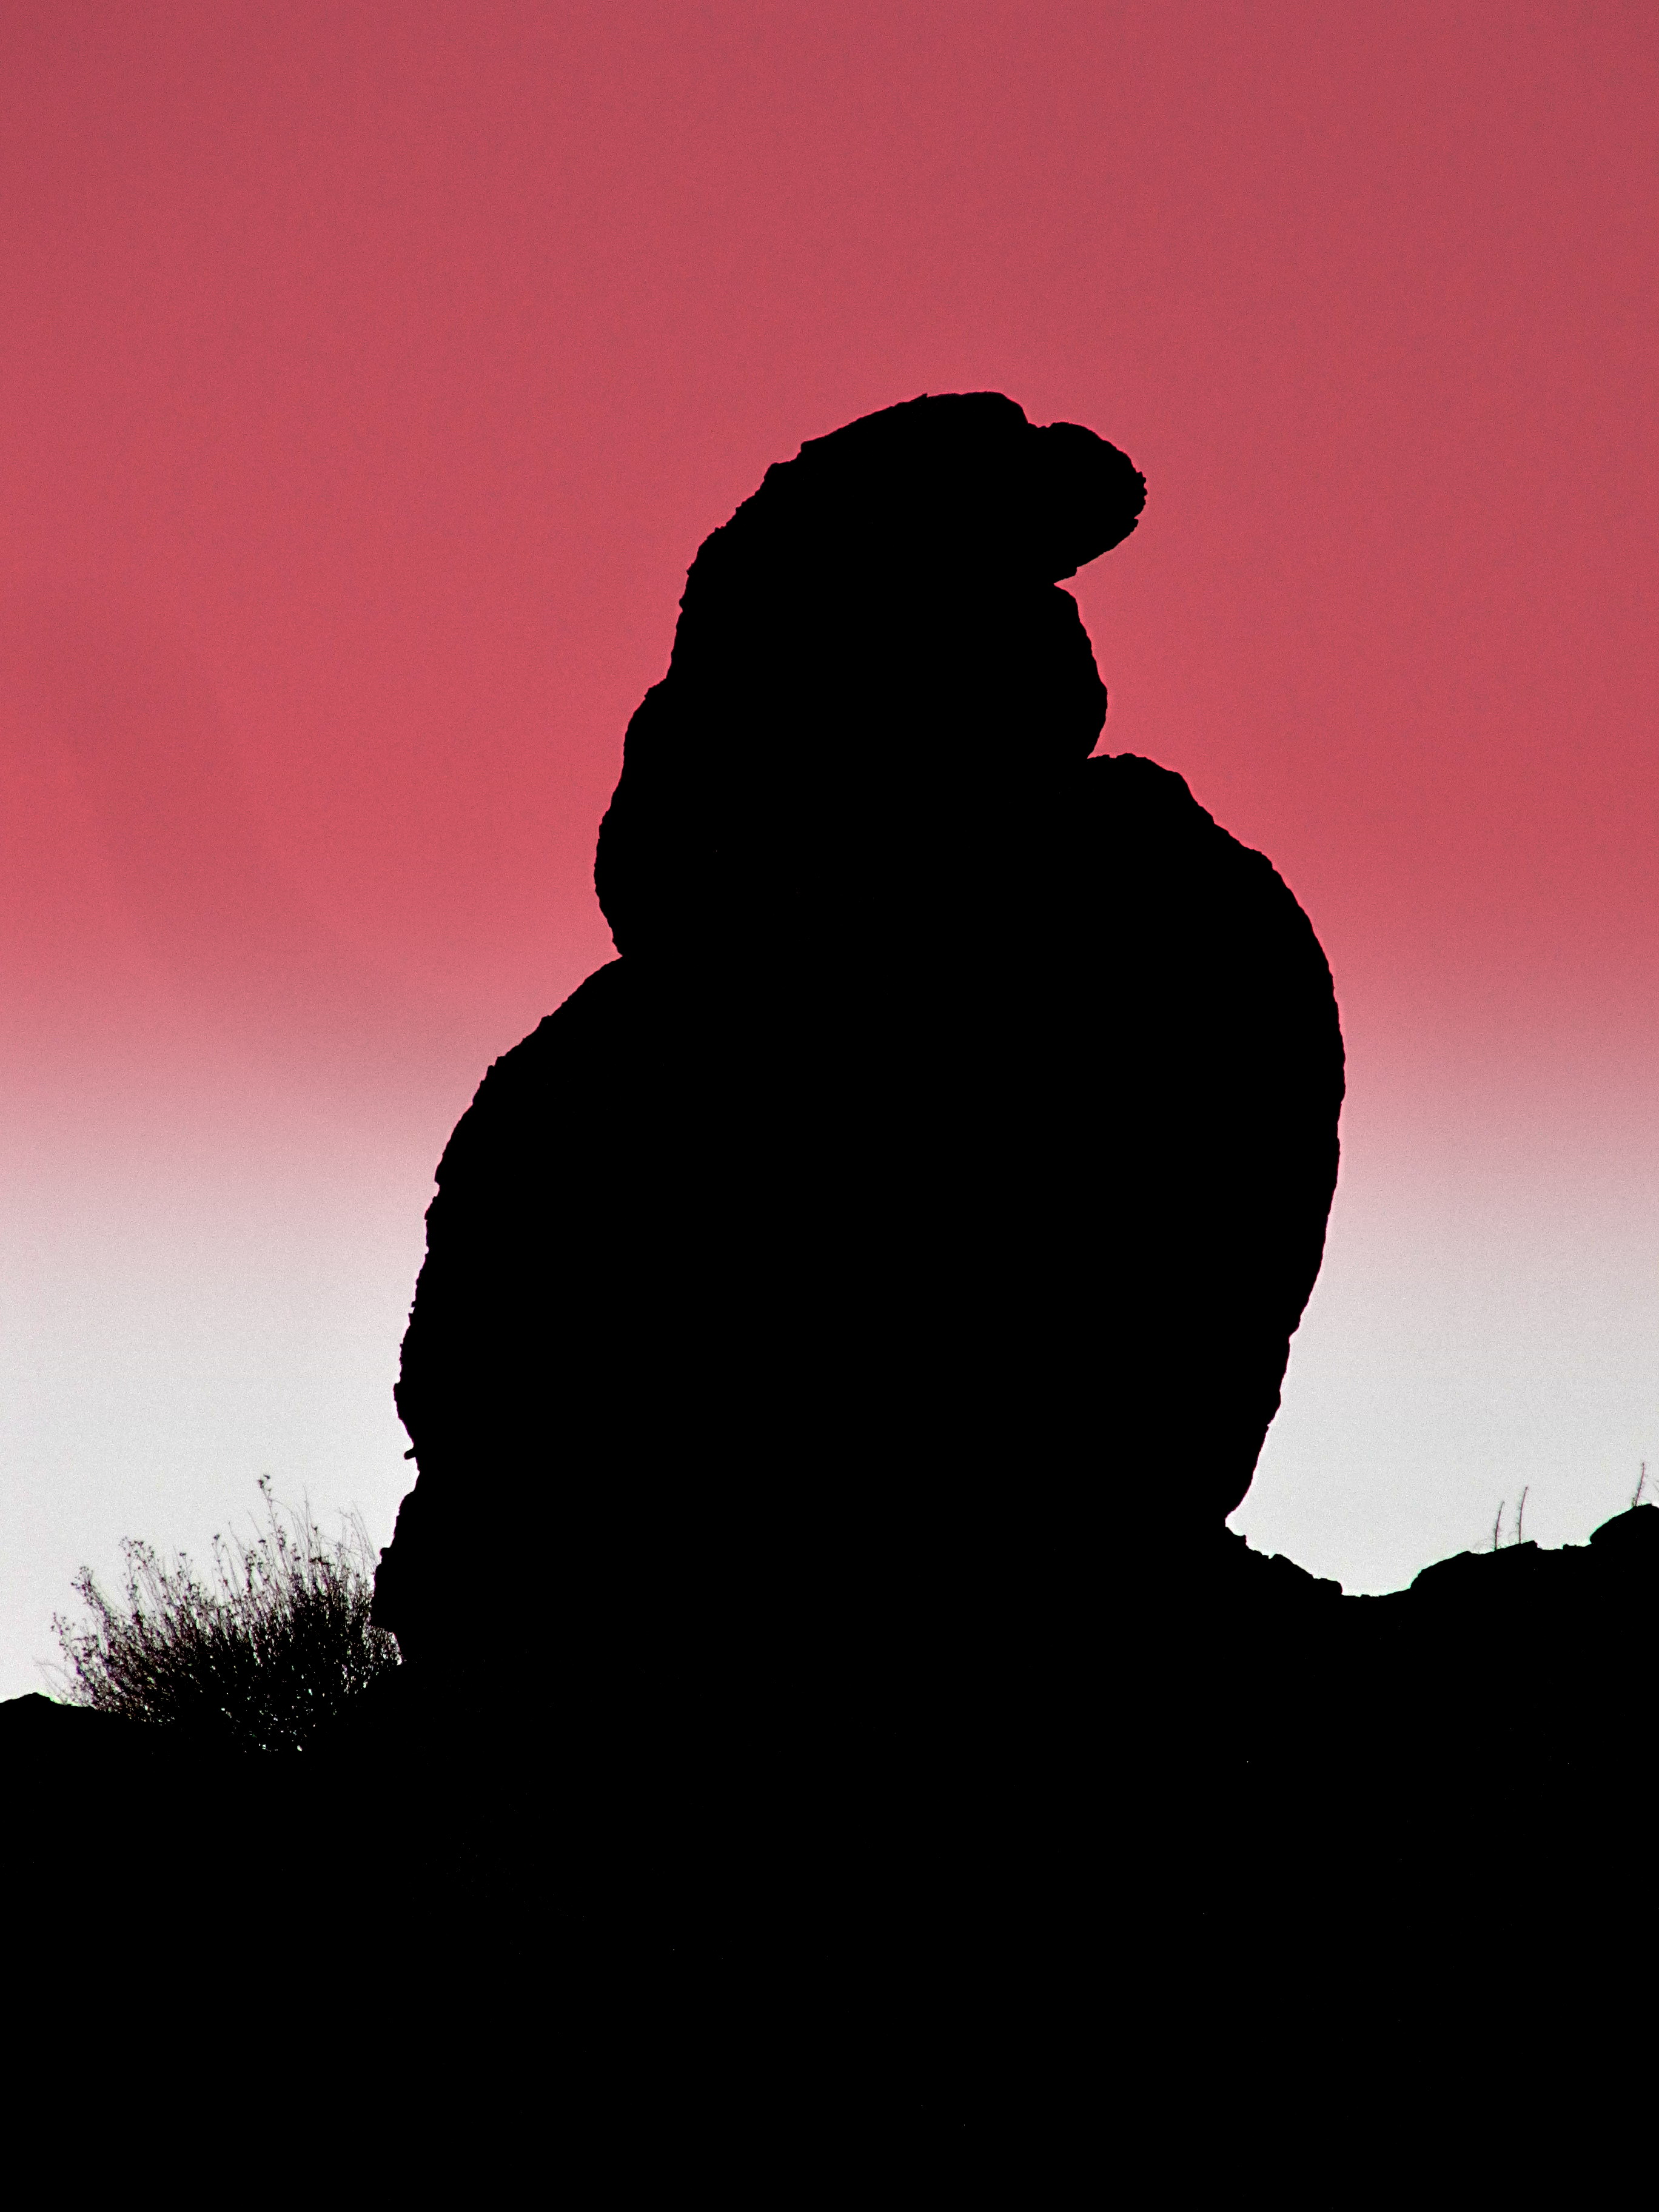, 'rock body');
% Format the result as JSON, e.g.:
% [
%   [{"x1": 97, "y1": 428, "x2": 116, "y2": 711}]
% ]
[
  {"x1": 378, "y1": 394, "x2": 1344, "y2": 1687},
  {"x1": 372, "y1": 393, "x2": 1344, "y2": 1981}
]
